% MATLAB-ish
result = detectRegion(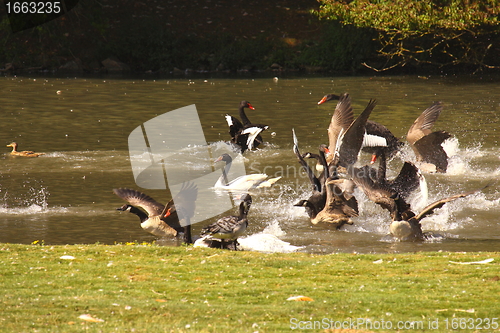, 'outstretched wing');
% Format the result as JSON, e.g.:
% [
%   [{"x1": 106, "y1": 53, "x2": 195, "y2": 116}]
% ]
[
  {"x1": 113, "y1": 188, "x2": 164, "y2": 216},
  {"x1": 336, "y1": 99, "x2": 377, "y2": 167},
  {"x1": 407, "y1": 102, "x2": 443, "y2": 144},
  {"x1": 328, "y1": 93, "x2": 354, "y2": 155},
  {"x1": 415, "y1": 186, "x2": 486, "y2": 221},
  {"x1": 390, "y1": 162, "x2": 422, "y2": 199}
]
